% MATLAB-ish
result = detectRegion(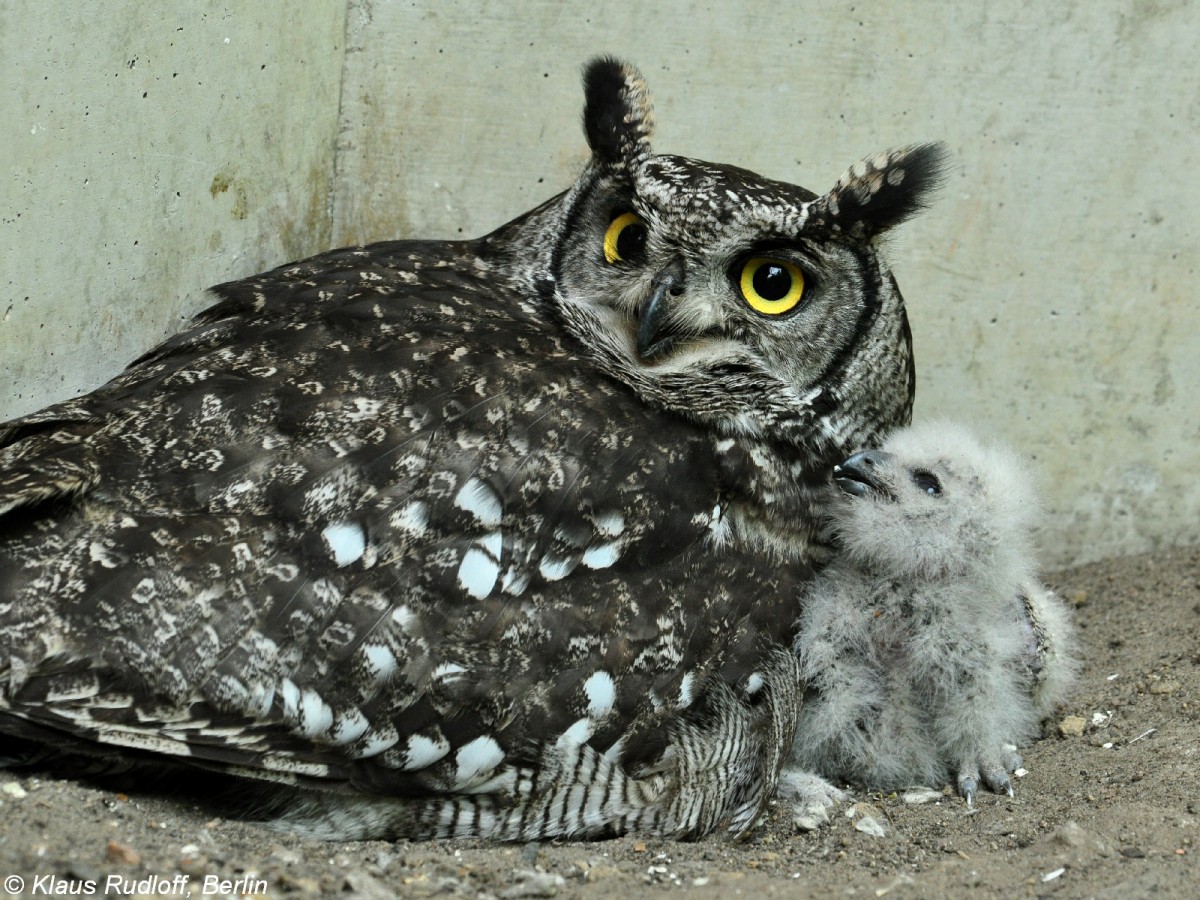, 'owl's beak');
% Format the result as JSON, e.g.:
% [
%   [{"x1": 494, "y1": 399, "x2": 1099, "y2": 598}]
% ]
[
  {"x1": 636, "y1": 260, "x2": 686, "y2": 360},
  {"x1": 834, "y1": 450, "x2": 895, "y2": 497}
]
